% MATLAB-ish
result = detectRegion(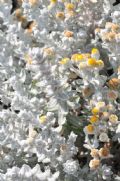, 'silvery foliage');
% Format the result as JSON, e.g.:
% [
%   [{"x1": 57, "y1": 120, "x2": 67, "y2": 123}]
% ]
[
  {"x1": 0, "y1": 0, "x2": 119, "y2": 180},
  {"x1": 0, "y1": 164, "x2": 60, "y2": 181}
]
